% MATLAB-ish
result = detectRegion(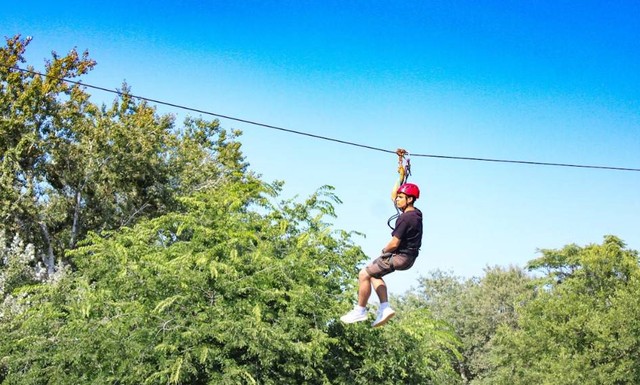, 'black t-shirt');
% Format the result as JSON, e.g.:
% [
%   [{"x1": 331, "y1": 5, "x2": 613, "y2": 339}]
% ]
[{"x1": 391, "y1": 208, "x2": 423, "y2": 257}]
